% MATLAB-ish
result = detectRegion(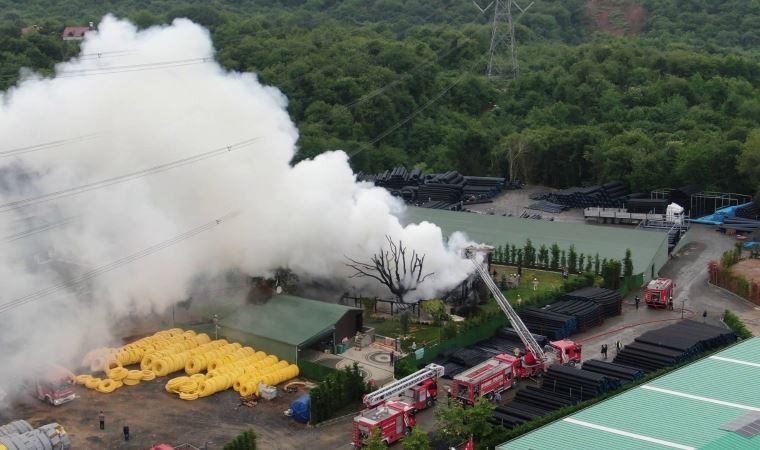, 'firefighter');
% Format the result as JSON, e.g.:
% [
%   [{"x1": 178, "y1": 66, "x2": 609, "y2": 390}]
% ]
[
  {"x1": 615, "y1": 340, "x2": 622, "y2": 354},
  {"x1": 532, "y1": 277, "x2": 539, "y2": 291},
  {"x1": 516, "y1": 294, "x2": 523, "y2": 307},
  {"x1": 494, "y1": 390, "x2": 502, "y2": 404},
  {"x1": 668, "y1": 297, "x2": 674, "y2": 311},
  {"x1": 635, "y1": 296, "x2": 640, "y2": 310},
  {"x1": 446, "y1": 386, "x2": 452, "y2": 406},
  {"x1": 123, "y1": 425, "x2": 130, "y2": 441},
  {"x1": 98, "y1": 411, "x2": 105, "y2": 430},
  {"x1": 703, "y1": 310, "x2": 708, "y2": 322},
  {"x1": 601, "y1": 344, "x2": 608, "y2": 360}
]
